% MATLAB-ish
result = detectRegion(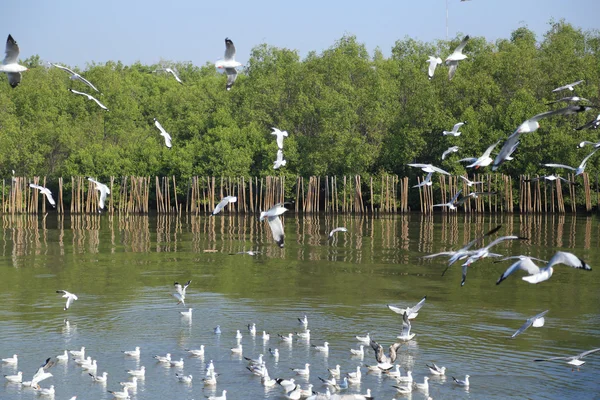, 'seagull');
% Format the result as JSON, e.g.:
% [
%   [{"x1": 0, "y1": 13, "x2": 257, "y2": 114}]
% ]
[
  {"x1": 262, "y1": 331, "x2": 270, "y2": 341},
  {"x1": 463, "y1": 140, "x2": 501, "y2": 169},
  {"x1": 445, "y1": 35, "x2": 470, "y2": 80},
  {"x1": 493, "y1": 105, "x2": 594, "y2": 170},
  {"x1": 153, "y1": 67, "x2": 183, "y2": 84},
  {"x1": 415, "y1": 376, "x2": 430, "y2": 392},
  {"x1": 442, "y1": 145, "x2": 460, "y2": 160},
  {"x1": 511, "y1": 310, "x2": 549, "y2": 338},
  {"x1": 176, "y1": 373, "x2": 192, "y2": 383},
  {"x1": 271, "y1": 127, "x2": 288, "y2": 149},
  {"x1": 51, "y1": 63, "x2": 100, "y2": 92},
  {"x1": 524, "y1": 175, "x2": 576, "y2": 185},
  {"x1": 393, "y1": 384, "x2": 412, "y2": 394},
  {"x1": 453, "y1": 375, "x2": 470, "y2": 387},
  {"x1": 542, "y1": 148, "x2": 599, "y2": 176},
  {"x1": 397, "y1": 311, "x2": 416, "y2": 341},
  {"x1": 355, "y1": 333, "x2": 371, "y2": 343},
  {"x1": 443, "y1": 121, "x2": 467, "y2": 136},
  {"x1": 534, "y1": 348, "x2": 600, "y2": 367},
  {"x1": 2, "y1": 354, "x2": 17, "y2": 364},
  {"x1": 247, "y1": 323, "x2": 257, "y2": 335},
  {"x1": 575, "y1": 114, "x2": 600, "y2": 130},
  {"x1": 426, "y1": 363, "x2": 446, "y2": 375},
  {"x1": 126, "y1": 366, "x2": 145, "y2": 378},
  {"x1": 107, "y1": 386, "x2": 130, "y2": 399},
  {"x1": 173, "y1": 280, "x2": 191, "y2": 305},
  {"x1": 387, "y1": 295, "x2": 427, "y2": 319},
  {"x1": 120, "y1": 377, "x2": 137, "y2": 390},
  {"x1": 215, "y1": 37, "x2": 242, "y2": 90},
  {"x1": 269, "y1": 348, "x2": 279, "y2": 358},
  {"x1": 56, "y1": 290, "x2": 78, "y2": 310},
  {"x1": 153, "y1": 118, "x2": 172, "y2": 148},
  {"x1": 407, "y1": 163, "x2": 451, "y2": 175},
  {"x1": 214, "y1": 325, "x2": 222, "y2": 334},
  {"x1": 212, "y1": 196, "x2": 237, "y2": 215},
  {"x1": 312, "y1": 341, "x2": 329, "y2": 353},
  {"x1": 329, "y1": 227, "x2": 348, "y2": 239},
  {"x1": 74, "y1": 356, "x2": 92, "y2": 367},
  {"x1": 432, "y1": 189, "x2": 463, "y2": 210},
  {"x1": 296, "y1": 329, "x2": 310, "y2": 339},
  {"x1": 291, "y1": 363, "x2": 310, "y2": 376},
  {"x1": 122, "y1": 347, "x2": 140, "y2": 357},
  {"x1": 396, "y1": 370, "x2": 413, "y2": 384},
  {"x1": 29, "y1": 358, "x2": 55, "y2": 388},
  {"x1": 56, "y1": 351, "x2": 69, "y2": 362},
  {"x1": 180, "y1": 308, "x2": 192, "y2": 317},
  {"x1": 244, "y1": 354, "x2": 263, "y2": 366},
  {"x1": 186, "y1": 345, "x2": 205, "y2": 356},
  {"x1": 426, "y1": 56, "x2": 442, "y2": 79},
  {"x1": 327, "y1": 365, "x2": 341, "y2": 379},
  {"x1": 350, "y1": 345, "x2": 365, "y2": 357},
  {"x1": 0, "y1": 35, "x2": 27, "y2": 88},
  {"x1": 423, "y1": 225, "x2": 502, "y2": 266},
  {"x1": 208, "y1": 389, "x2": 228, "y2": 400},
  {"x1": 90, "y1": 371, "x2": 108, "y2": 383},
  {"x1": 496, "y1": 251, "x2": 591, "y2": 285},
  {"x1": 383, "y1": 364, "x2": 402, "y2": 378},
  {"x1": 578, "y1": 140, "x2": 600, "y2": 149},
  {"x1": 153, "y1": 353, "x2": 171, "y2": 363},
  {"x1": 36, "y1": 385, "x2": 55, "y2": 396},
  {"x1": 231, "y1": 344, "x2": 243, "y2": 354},
  {"x1": 278, "y1": 332, "x2": 294, "y2": 342},
  {"x1": 235, "y1": 329, "x2": 243, "y2": 340},
  {"x1": 552, "y1": 80, "x2": 584, "y2": 93},
  {"x1": 170, "y1": 358, "x2": 184, "y2": 368},
  {"x1": 459, "y1": 175, "x2": 484, "y2": 187},
  {"x1": 347, "y1": 366, "x2": 362, "y2": 380},
  {"x1": 69, "y1": 347, "x2": 85, "y2": 358},
  {"x1": 4, "y1": 371, "x2": 22, "y2": 383},
  {"x1": 30, "y1": 184, "x2": 56, "y2": 208},
  {"x1": 546, "y1": 96, "x2": 590, "y2": 105},
  {"x1": 69, "y1": 89, "x2": 109, "y2": 110},
  {"x1": 298, "y1": 315, "x2": 308, "y2": 327},
  {"x1": 203, "y1": 370, "x2": 219, "y2": 386},
  {"x1": 82, "y1": 359, "x2": 98, "y2": 372},
  {"x1": 413, "y1": 172, "x2": 433, "y2": 188},
  {"x1": 273, "y1": 149, "x2": 287, "y2": 169},
  {"x1": 260, "y1": 203, "x2": 287, "y2": 247},
  {"x1": 370, "y1": 340, "x2": 403, "y2": 365},
  {"x1": 87, "y1": 177, "x2": 110, "y2": 211}
]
